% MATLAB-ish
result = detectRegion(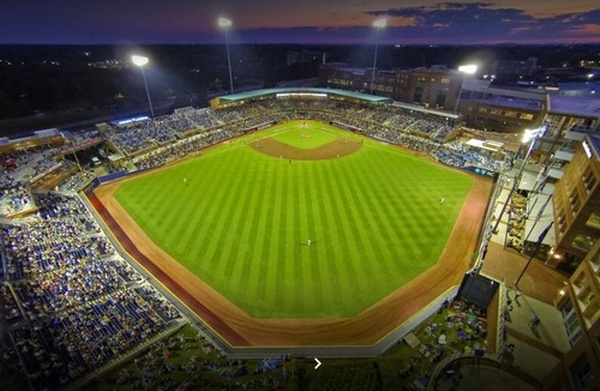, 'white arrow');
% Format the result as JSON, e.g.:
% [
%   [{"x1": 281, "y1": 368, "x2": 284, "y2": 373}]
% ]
[{"x1": 314, "y1": 358, "x2": 322, "y2": 370}]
